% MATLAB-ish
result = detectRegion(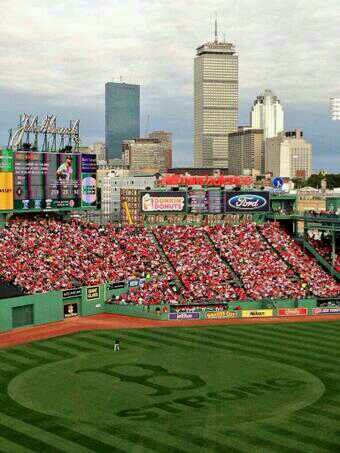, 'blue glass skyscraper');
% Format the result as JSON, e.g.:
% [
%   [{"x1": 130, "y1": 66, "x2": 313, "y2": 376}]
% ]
[{"x1": 105, "y1": 82, "x2": 140, "y2": 160}]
